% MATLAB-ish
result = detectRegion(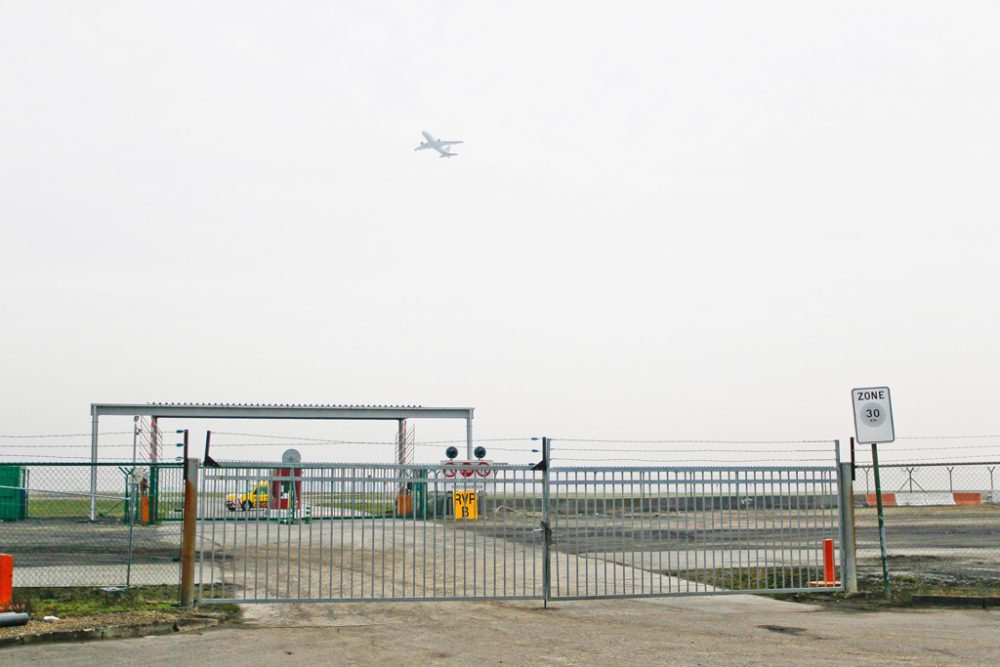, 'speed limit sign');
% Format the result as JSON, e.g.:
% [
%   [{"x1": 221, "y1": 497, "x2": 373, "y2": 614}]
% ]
[{"x1": 852, "y1": 387, "x2": 895, "y2": 444}]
